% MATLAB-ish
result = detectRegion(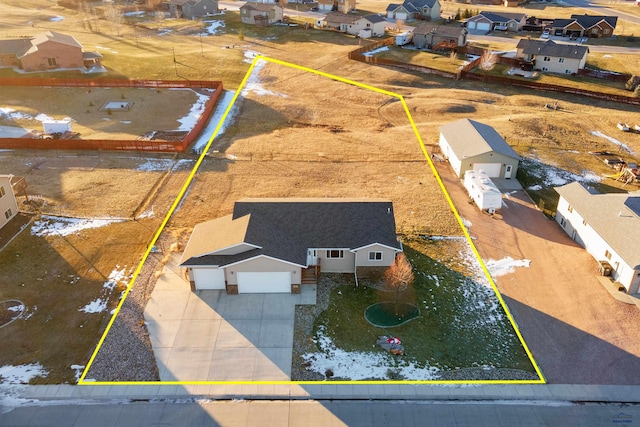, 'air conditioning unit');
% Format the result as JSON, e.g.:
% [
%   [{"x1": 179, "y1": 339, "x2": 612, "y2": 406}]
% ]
[{"x1": 598, "y1": 261, "x2": 612, "y2": 277}]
